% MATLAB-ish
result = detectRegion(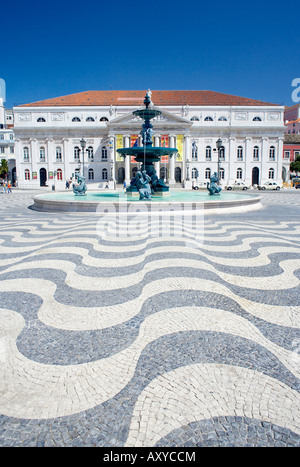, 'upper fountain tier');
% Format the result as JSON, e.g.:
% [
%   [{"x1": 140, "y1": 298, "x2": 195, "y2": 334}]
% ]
[{"x1": 116, "y1": 90, "x2": 178, "y2": 163}]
